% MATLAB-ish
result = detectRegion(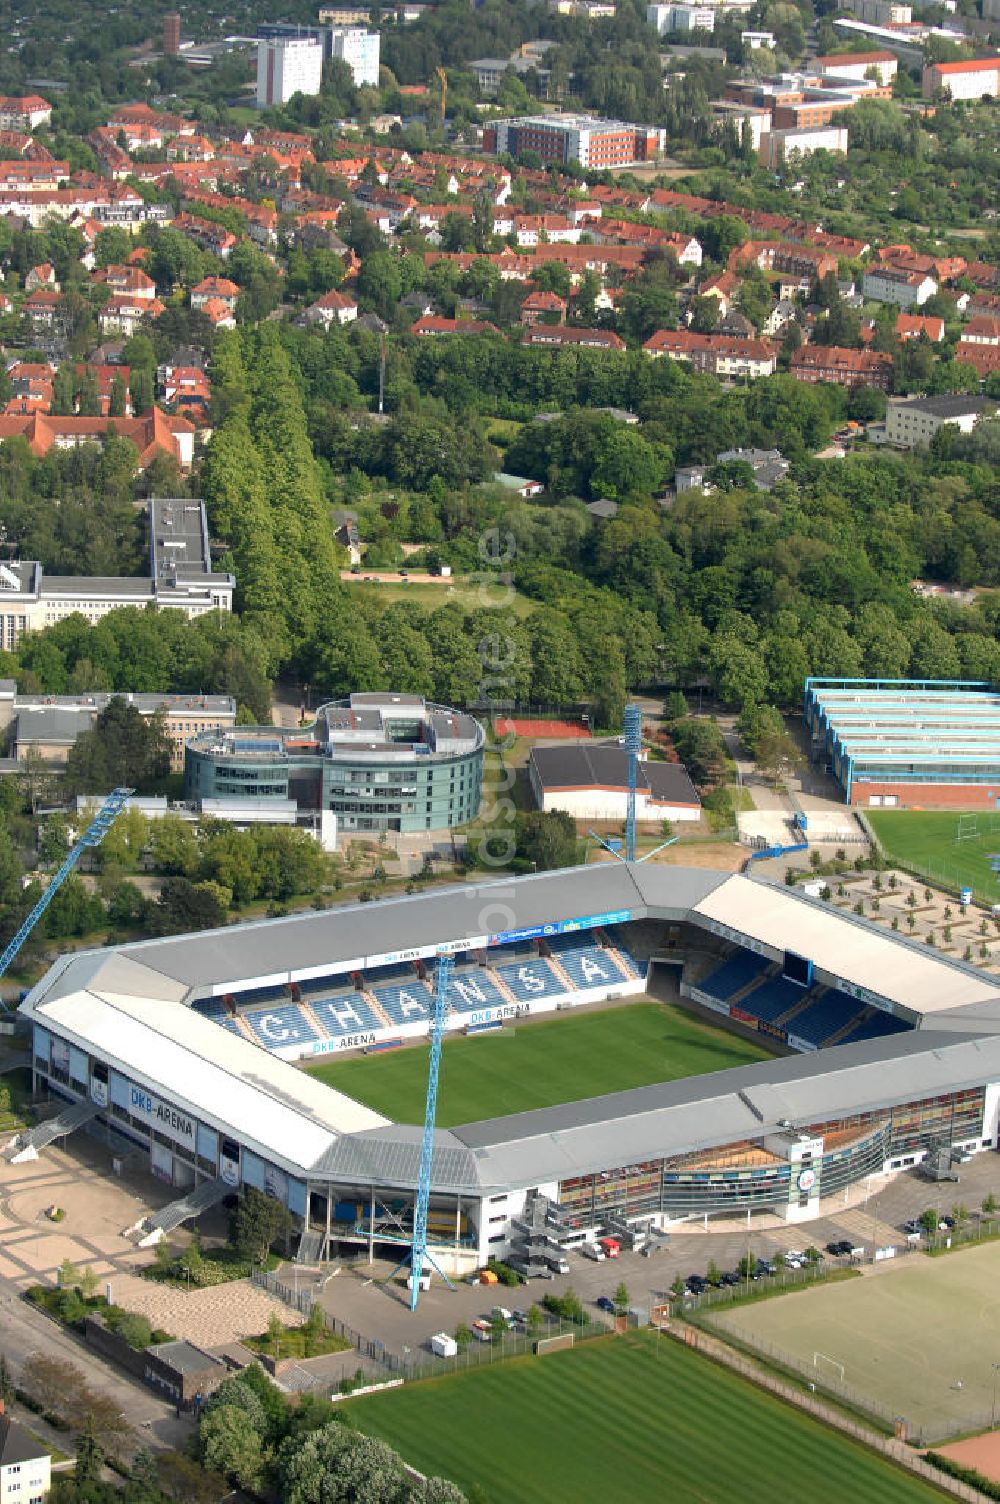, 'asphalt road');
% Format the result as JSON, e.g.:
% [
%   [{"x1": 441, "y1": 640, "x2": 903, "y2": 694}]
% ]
[{"x1": 0, "y1": 1276, "x2": 192, "y2": 1454}]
